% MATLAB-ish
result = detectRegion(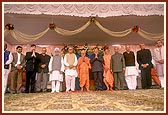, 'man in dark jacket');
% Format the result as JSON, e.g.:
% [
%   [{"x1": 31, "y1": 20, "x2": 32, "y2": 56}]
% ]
[
  {"x1": 137, "y1": 43, "x2": 152, "y2": 89},
  {"x1": 25, "y1": 44, "x2": 40, "y2": 93},
  {"x1": 36, "y1": 47, "x2": 50, "y2": 92},
  {"x1": 90, "y1": 47, "x2": 104, "y2": 91}
]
